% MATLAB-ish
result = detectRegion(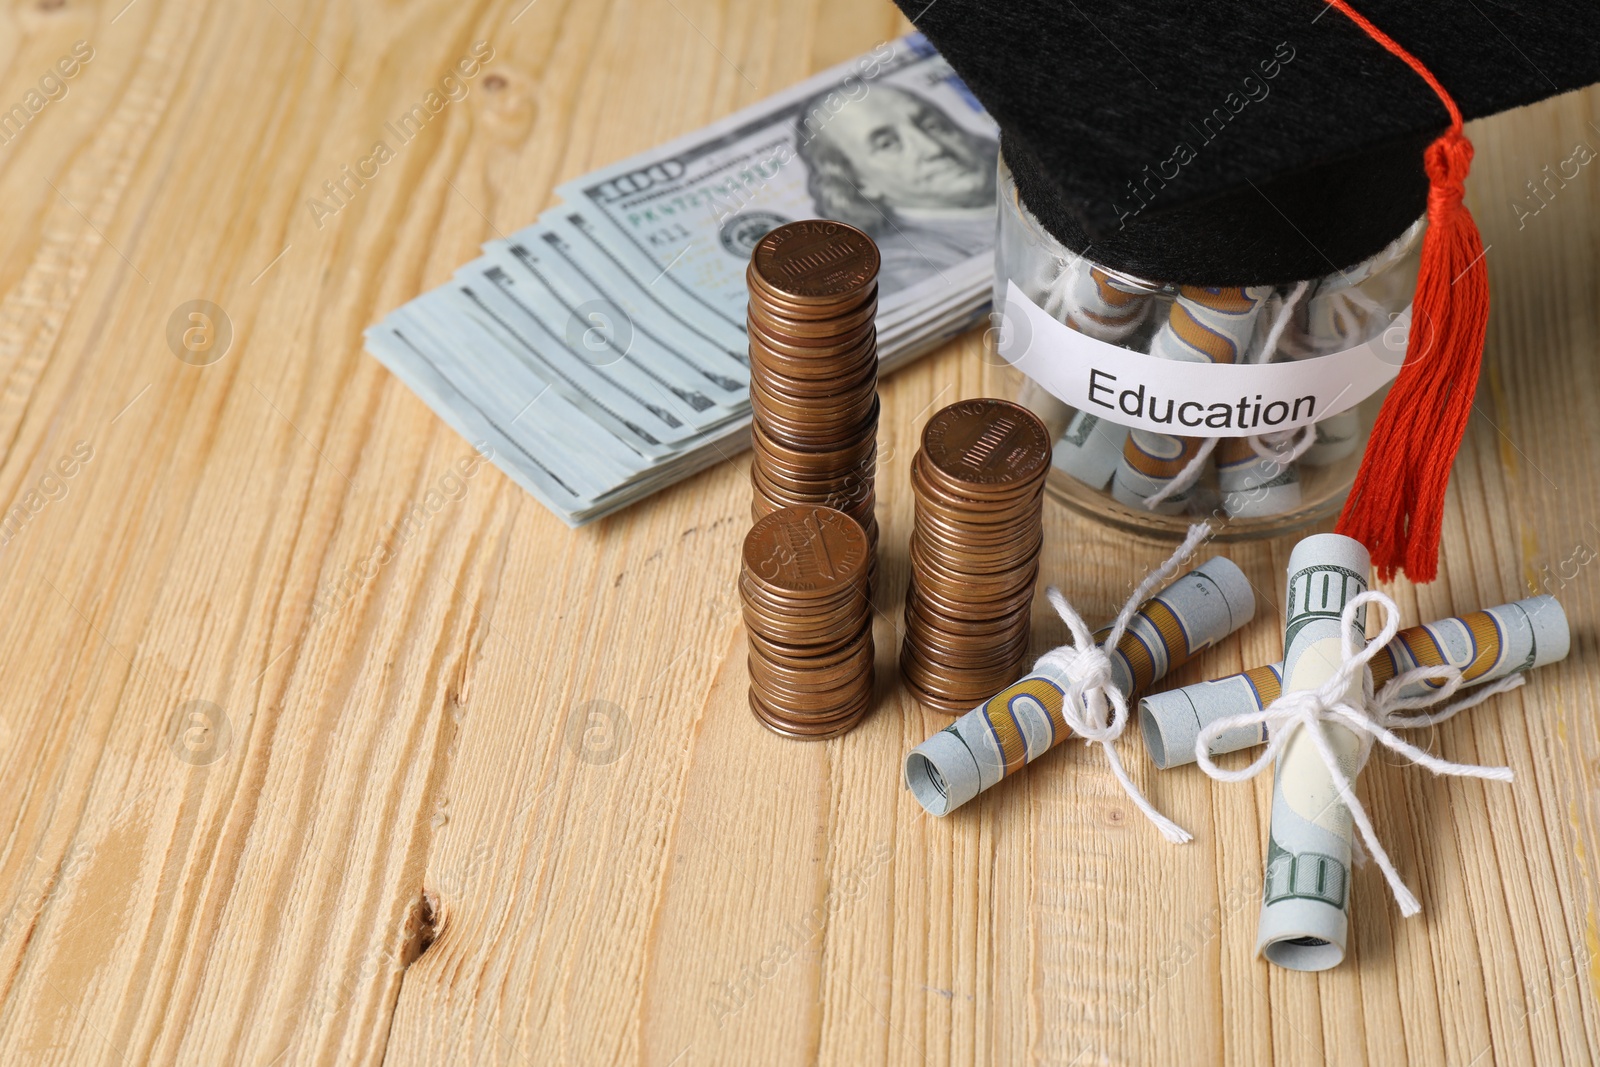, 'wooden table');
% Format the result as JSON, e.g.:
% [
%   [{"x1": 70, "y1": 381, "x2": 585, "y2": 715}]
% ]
[{"x1": 1, "y1": 1, "x2": 1597, "y2": 1063}]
